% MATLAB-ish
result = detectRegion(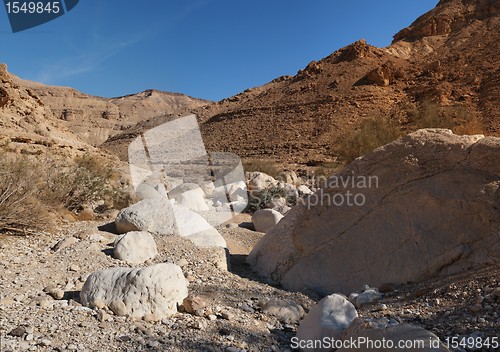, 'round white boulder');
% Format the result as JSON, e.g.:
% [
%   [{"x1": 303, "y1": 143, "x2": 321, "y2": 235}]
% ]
[
  {"x1": 80, "y1": 263, "x2": 188, "y2": 320},
  {"x1": 113, "y1": 231, "x2": 158, "y2": 264}
]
